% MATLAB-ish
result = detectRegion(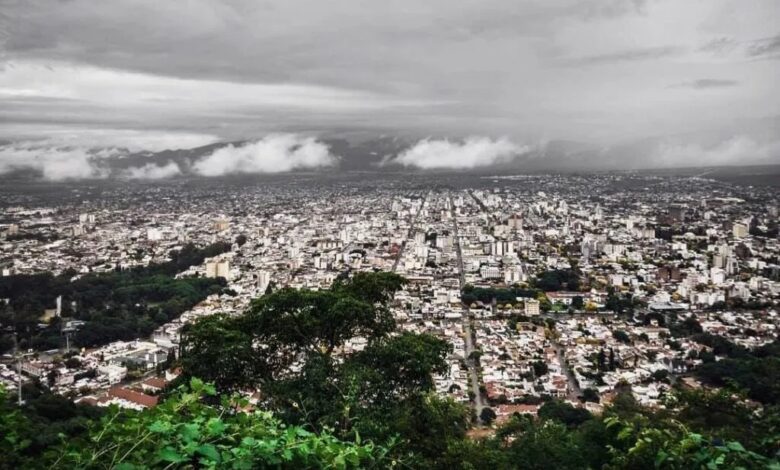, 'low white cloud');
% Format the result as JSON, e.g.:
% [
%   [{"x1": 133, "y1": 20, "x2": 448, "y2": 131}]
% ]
[
  {"x1": 192, "y1": 134, "x2": 337, "y2": 176},
  {"x1": 651, "y1": 136, "x2": 780, "y2": 167},
  {"x1": 390, "y1": 137, "x2": 527, "y2": 169},
  {"x1": 122, "y1": 162, "x2": 182, "y2": 179},
  {"x1": 0, "y1": 144, "x2": 113, "y2": 181},
  {"x1": 0, "y1": 128, "x2": 219, "y2": 180}
]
